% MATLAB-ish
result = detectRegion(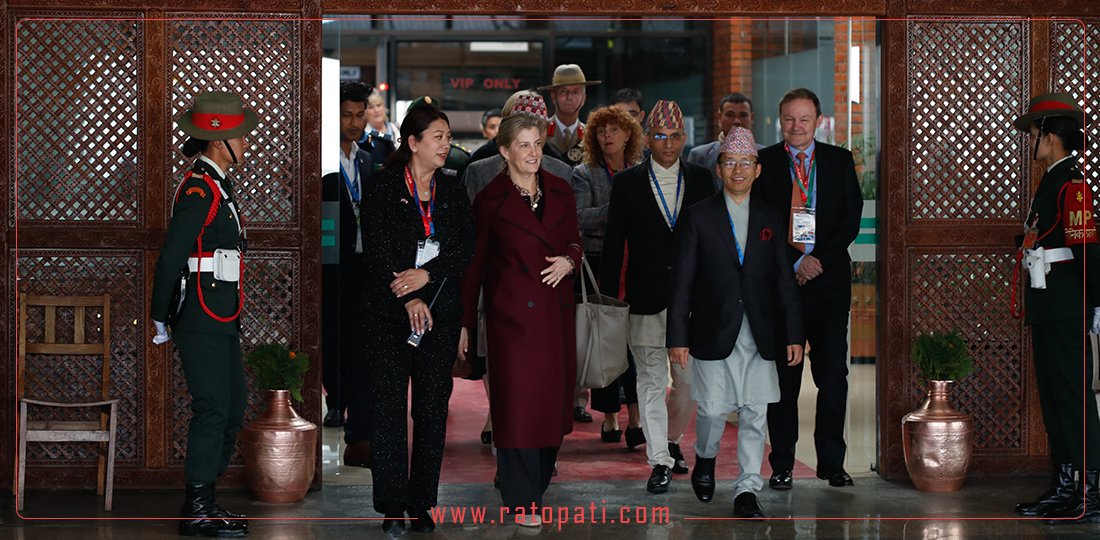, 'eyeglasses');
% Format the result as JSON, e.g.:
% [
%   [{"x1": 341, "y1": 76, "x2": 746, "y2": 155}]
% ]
[
  {"x1": 651, "y1": 132, "x2": 684, "y2": 143},
  {"x1": 719, "y1": 159, "x2": 757, "y2": 170}
]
